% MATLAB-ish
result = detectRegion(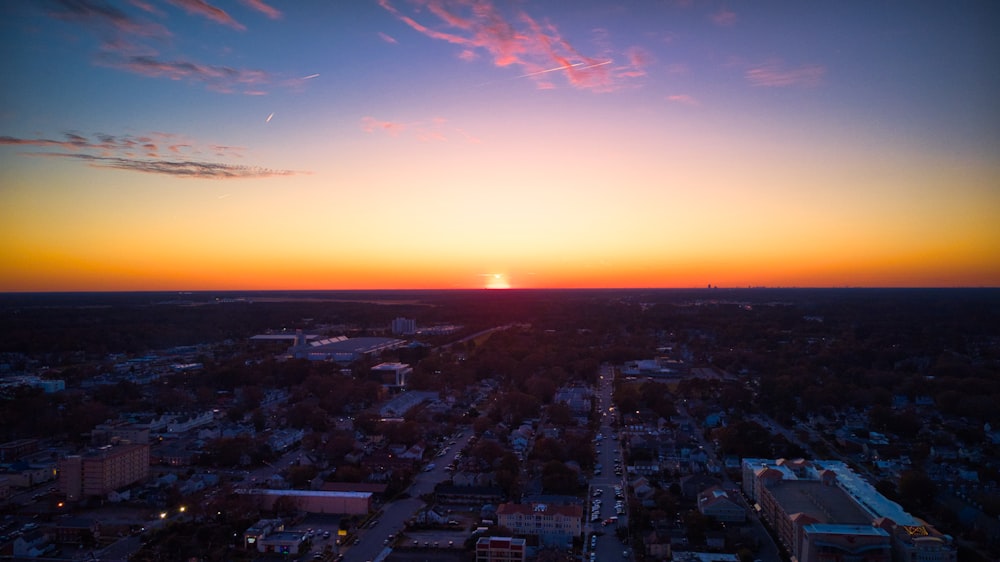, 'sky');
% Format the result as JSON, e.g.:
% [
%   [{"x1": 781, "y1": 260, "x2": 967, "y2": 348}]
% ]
[{"x1": 1, "y1": 0, "x2": 998, "y2": 291}]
